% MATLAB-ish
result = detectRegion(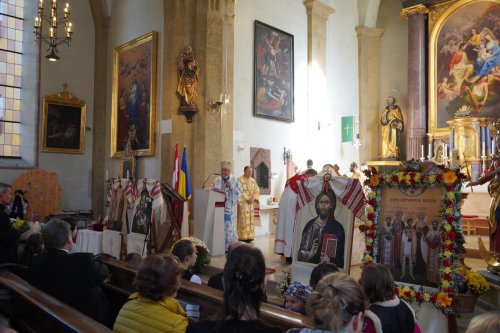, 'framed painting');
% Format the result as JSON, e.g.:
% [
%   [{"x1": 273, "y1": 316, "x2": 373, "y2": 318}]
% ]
[
  {"x1": 119, "y1": 157, "x2": 136, "y2": 179},
  {"x1": 362, "y1": 162, "x2": 467, "y2": 314},
  {"x1": 111, "y1": 31, "x2": 157, "y2": 157},
  {"x1": 254, "y1": 20, "x2": 294, "y2": 122},
  {"x1": 293, "y1": 190, "x2": 355, "y2": 273},
  {"x1": 429, "y1": 0, "x2": 500, "y2": 137},
  {"x1": 41, "y1": 89, "x2": 86, "y2": 154}
]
